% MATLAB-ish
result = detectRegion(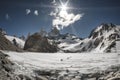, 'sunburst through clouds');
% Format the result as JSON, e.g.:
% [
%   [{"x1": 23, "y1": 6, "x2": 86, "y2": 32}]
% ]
[{"x1": 50, "y1": 0, "x2": 84, "y2": 30}]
